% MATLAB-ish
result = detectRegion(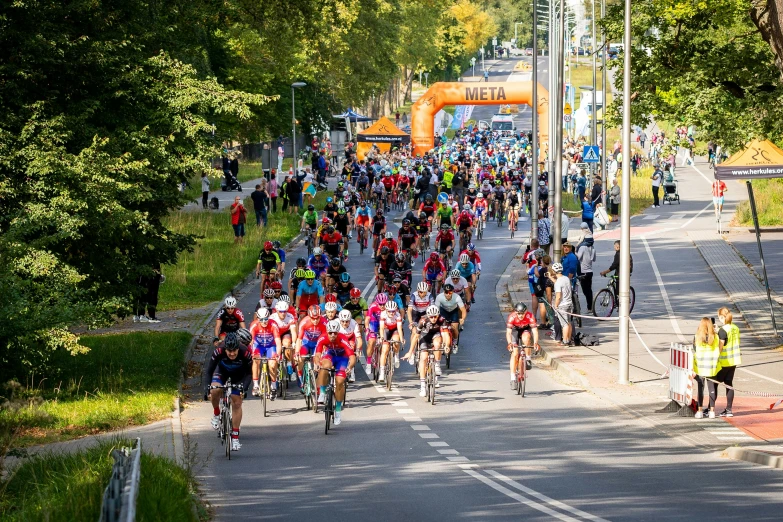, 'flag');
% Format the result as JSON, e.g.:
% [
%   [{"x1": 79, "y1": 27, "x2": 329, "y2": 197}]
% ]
[{"x1": 302, "y1": 182, "x2": 317, "y2": 198}]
